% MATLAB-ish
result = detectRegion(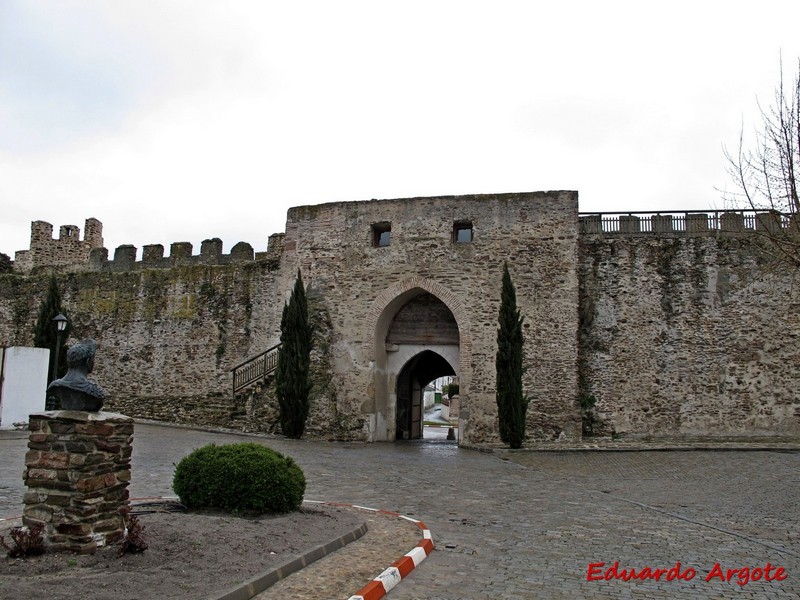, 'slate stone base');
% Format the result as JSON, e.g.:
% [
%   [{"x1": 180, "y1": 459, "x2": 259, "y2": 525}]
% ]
[{"x1": 23, "y1": 411, "x2": 133, "y2": 553}]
